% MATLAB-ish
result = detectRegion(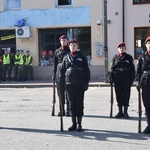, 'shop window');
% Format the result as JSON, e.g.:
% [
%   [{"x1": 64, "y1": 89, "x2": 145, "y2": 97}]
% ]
[
  {"x1": 5, "y1": 0, "x2": 21, "y2": 9},
  {"x1": 0, "y1": 30, "x2": 16, "y2": 54},
  {"x1": 133, "y1": 0, "x2": 150, "y2": 4},
  {"x1": 38, "y1": 27, "x2": 91, "y2": 66},
  {"x1": 134, "y1": 28, "x2": 149, "y2": 59},
  {"x1": 57, "y1": 0, "x2": 72, "y2": 6}
]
